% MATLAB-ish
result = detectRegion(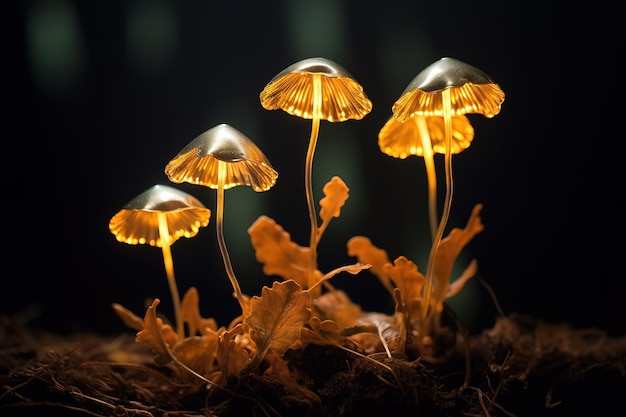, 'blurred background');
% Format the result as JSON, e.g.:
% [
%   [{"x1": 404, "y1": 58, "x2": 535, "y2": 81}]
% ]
[{"x1": 9, "y1": 0, "x2": 624, "y2": 336}]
